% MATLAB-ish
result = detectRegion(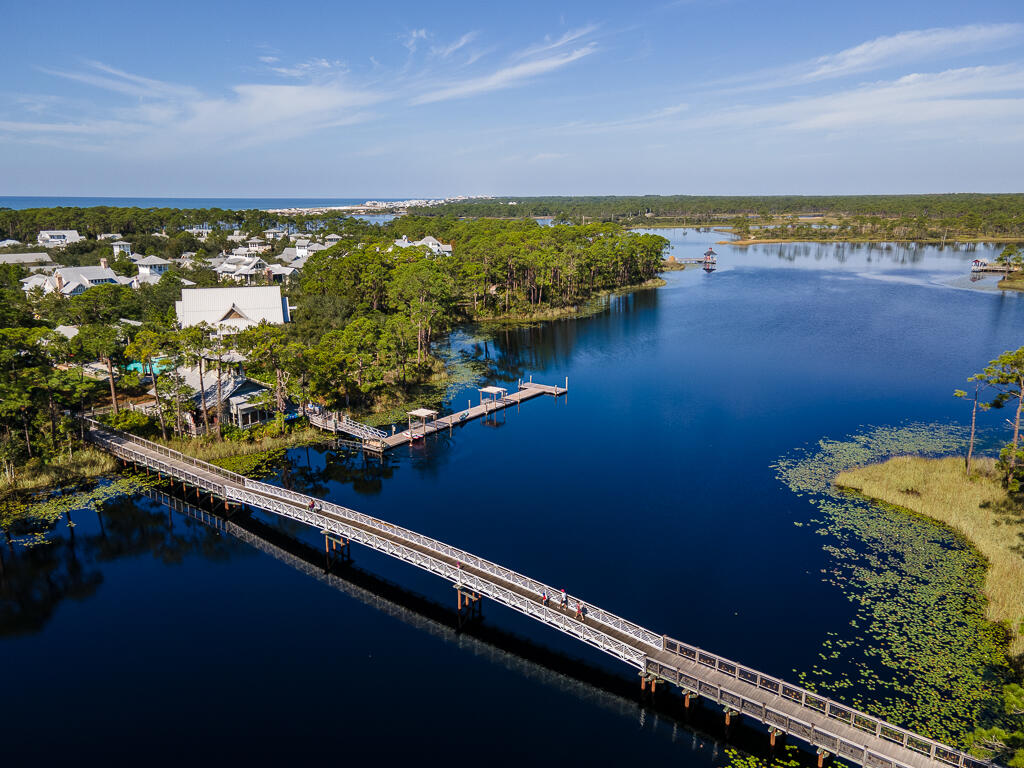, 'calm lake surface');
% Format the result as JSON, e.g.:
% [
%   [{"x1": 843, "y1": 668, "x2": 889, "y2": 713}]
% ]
[{"x1": 4, "y1": 230, "x2": 1023, "y2": 766}]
